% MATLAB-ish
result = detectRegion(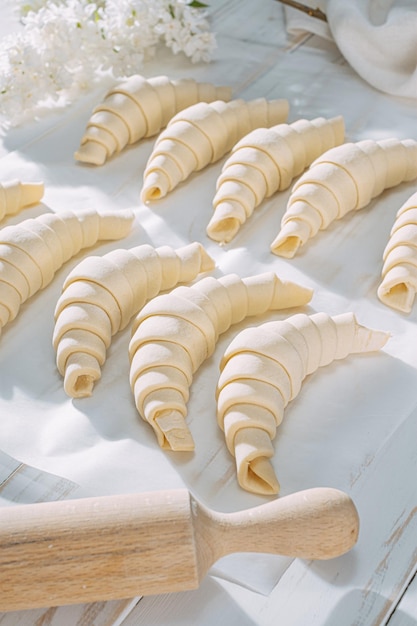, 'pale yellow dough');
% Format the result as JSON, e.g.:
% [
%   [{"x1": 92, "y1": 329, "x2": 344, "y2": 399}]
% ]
[
  {"x1": 53, "y1": 242, "x2": 215, "y2": 398},
  {"x1": 270, "y1": 138, "x2": 417, "y2": 258},
  {"x1": 0, "y1": 208, "x2": 134, "y2": 337},
  {"x1": 140, "y1": 97, "x2": 290, "y2": 202},
  {"x1": 128, "y1": 272, "x2": 312, "y2": 452},
  {"x1": 0, "y1": 179, "x2": 44, "y2": 221},
  {"x1": 206, "y1": 116, "x2": 345, "y2": 243},
  {"x1": 217, "y1": 312, "x2": 390, "y2": 495},
  {"x1": 377, "y1": 190, "x2": 417, "y2": 313},
  {"x1": 75, "y1": 75, "x2": 232, "y2": 165}
]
